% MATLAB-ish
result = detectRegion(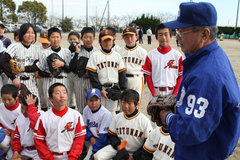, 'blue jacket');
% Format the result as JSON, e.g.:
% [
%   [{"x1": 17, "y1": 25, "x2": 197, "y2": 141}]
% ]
[{"x1": 166, "y1": 41, "x2": 240, "y2": 160}]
